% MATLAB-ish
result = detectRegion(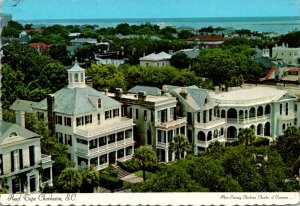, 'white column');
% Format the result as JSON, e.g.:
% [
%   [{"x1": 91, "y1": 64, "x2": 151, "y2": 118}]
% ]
[{"x1": 50, "y1": 166, "x2": 53, "y2": 185}]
